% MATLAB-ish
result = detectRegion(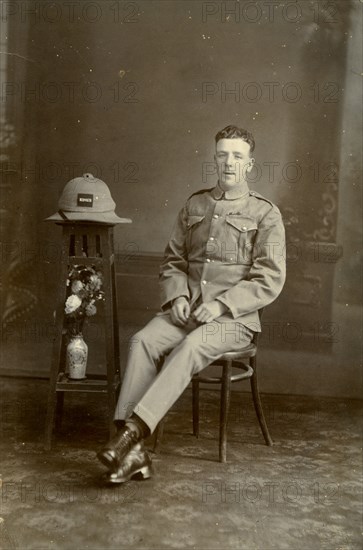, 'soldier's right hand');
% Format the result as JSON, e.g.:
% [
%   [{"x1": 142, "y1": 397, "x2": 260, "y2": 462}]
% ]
[{"x1": 170, "y1": 296, "x2": 190, "y2": 326}]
